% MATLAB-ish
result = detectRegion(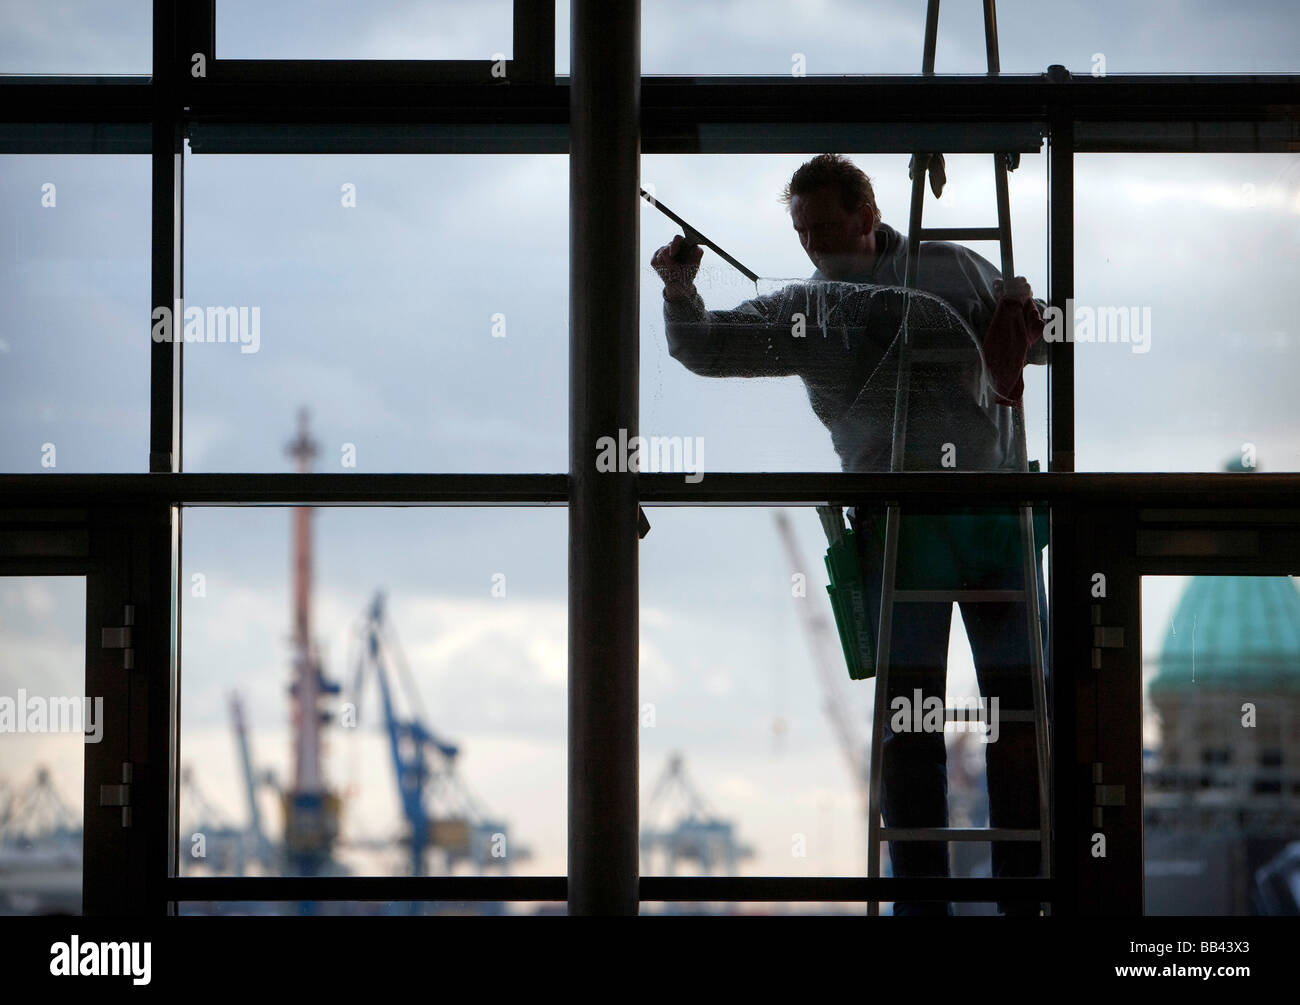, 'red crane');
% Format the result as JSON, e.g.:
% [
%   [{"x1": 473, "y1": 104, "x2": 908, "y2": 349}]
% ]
[{"x1": 282, "y1": 409, "x2": 340, "y2": 876}]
